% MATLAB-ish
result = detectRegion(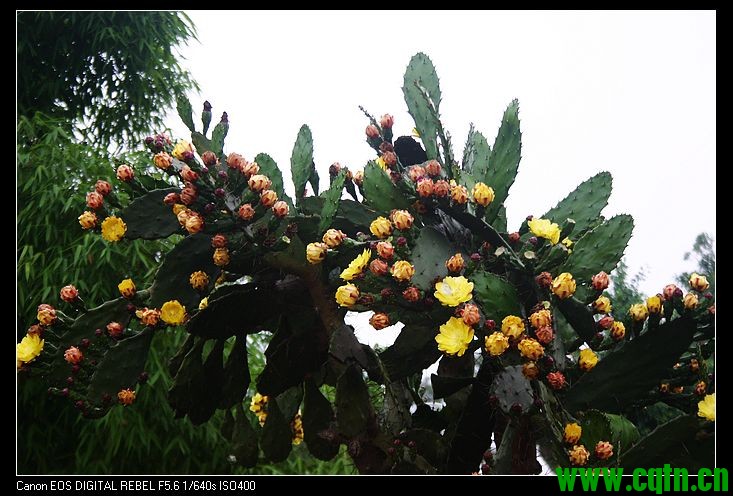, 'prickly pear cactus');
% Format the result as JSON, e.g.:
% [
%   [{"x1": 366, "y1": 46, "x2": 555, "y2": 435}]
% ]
[{"x1": 18, "y1": 52, "x2": 715, "y2": 475}]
